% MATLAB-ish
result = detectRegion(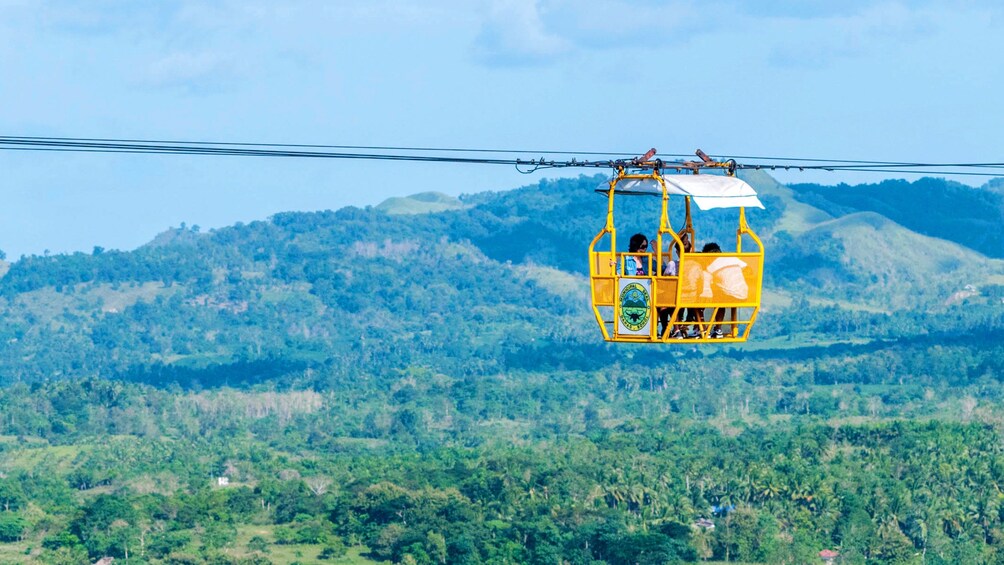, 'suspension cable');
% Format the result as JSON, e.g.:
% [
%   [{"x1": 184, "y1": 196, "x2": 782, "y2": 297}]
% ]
[{"x1": 1, "y1": 135, "x2": 1002, "y2": 177}]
